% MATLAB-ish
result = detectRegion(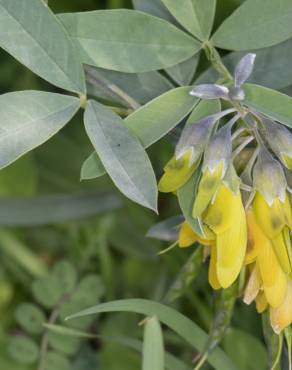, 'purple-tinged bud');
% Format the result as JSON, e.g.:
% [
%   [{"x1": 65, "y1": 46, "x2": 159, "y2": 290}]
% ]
[
  {"x1": 190, "y1": 84, "x2": 229, "y2": 100},
  {"x1": 253, "y1": 147, "x2": 287, "y2": 205},
  {"x1": 175, "y1": 109, "x2": 235, "y2": 165},
  {"x1": 234, "y1": 53, "x2": 256, "y2": 88},
  {"x1": 261, "y1": 117, "x2": 292, "y2": 170}
]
